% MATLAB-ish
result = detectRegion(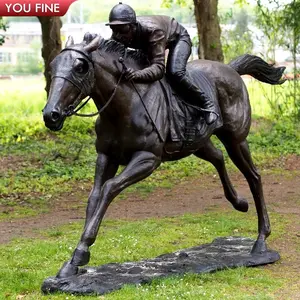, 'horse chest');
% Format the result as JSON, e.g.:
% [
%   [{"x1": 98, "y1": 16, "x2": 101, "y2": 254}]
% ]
[
  {"x1": 96, "y1": 127, "x2": 159, "y2": 164},
  {"x1": 98, "y1": 131, "x2": 143, "y2": 152}
]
